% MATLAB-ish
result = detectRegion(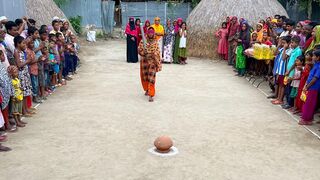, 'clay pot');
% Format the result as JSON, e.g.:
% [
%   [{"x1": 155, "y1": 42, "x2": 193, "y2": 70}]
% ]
[{"x1": 154, "y1": 136, "x2": 173, "y2": 153}]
